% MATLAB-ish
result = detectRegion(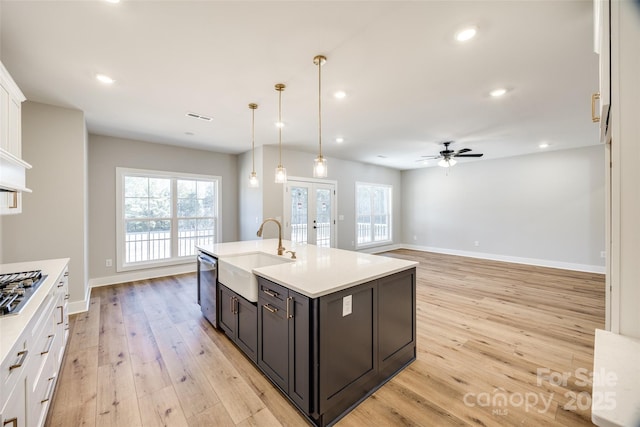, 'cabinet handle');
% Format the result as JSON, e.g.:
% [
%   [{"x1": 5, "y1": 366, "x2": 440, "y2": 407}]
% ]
[
  {"x1": 41, "y1": 334, "x2": 55, "y2": 355},
  {"x1": 234, "y1": 297, "x2": 238, "y2": 314},
  {"x1": 64, "y1": 294, "x2": 69, "y2": 300},
  {"x1": 57, "y1": 281, "x2": 64, "y2": 288},
  {"x1": 286, "y1": 296, "x2": 293, "y2": 319},
  {"x1": 263, "y1": 304, "x2": 278, "y2": 313},
  {"x1": 262, "y1": 288, "x2": 278, "y2": 298},
  {"x1": 592, "y1": 92, "x2": 601, "y2": 122},
  {"x1": 41, "y1": 377, "x2": 55, "y2": 403},
  {"x1": 9, "y1": 350, "x2": 28, "y2": 371},
  {"x1": 3, "y1": 417, "x2": 18, "y2": 427},
  {"x1": 8, "y1": 192, "x2": 18, "y2": 209},
  {"x1": 64, "y1": 271, "x2": 69, "y2": 277},
  {"x1": 57, "y1": 306, "x2": 64, "y2": 324}
]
